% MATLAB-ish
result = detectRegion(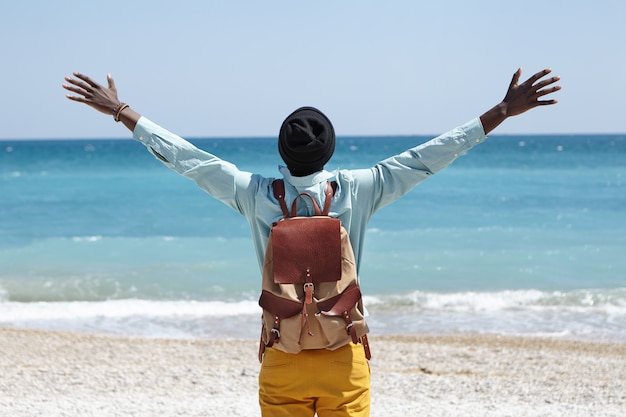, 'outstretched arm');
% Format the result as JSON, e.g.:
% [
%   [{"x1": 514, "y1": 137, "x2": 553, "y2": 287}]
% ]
[
  {"x1": 63, "y1": 72, "x2": 141, "y2": 132},
  {"x1": 479, "y1": 68, "x2": 561, "y2": 135}
]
